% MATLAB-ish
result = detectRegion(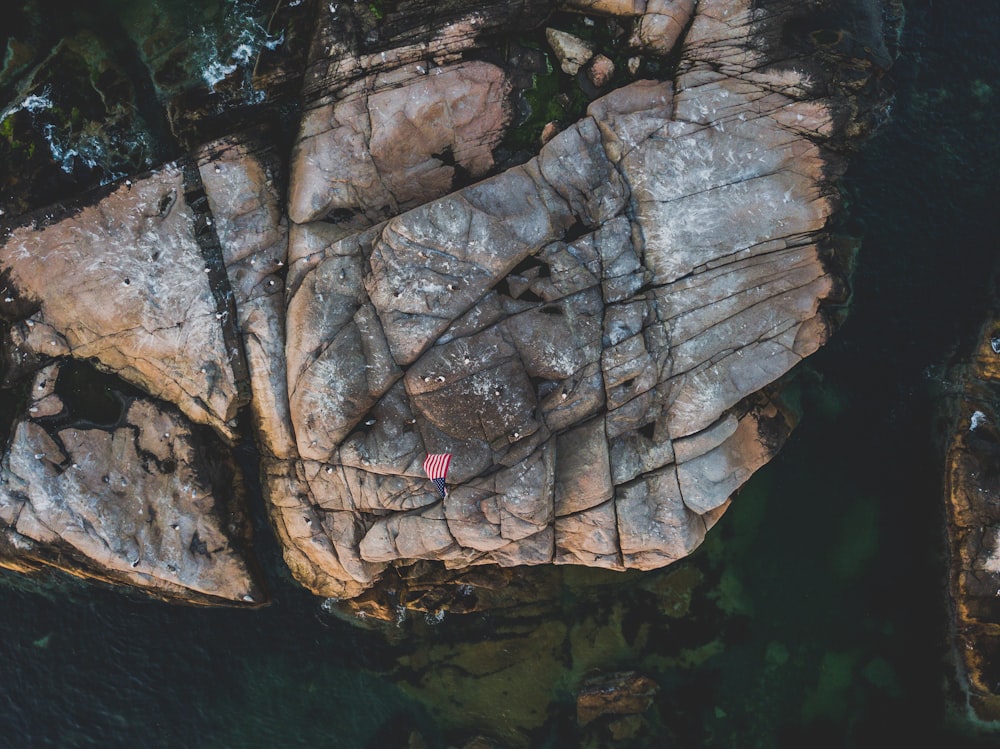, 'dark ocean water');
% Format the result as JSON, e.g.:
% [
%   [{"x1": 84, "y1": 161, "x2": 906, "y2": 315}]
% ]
[{"x1": 2, "y1": 0, "x2": 1000, "y2": 747}]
